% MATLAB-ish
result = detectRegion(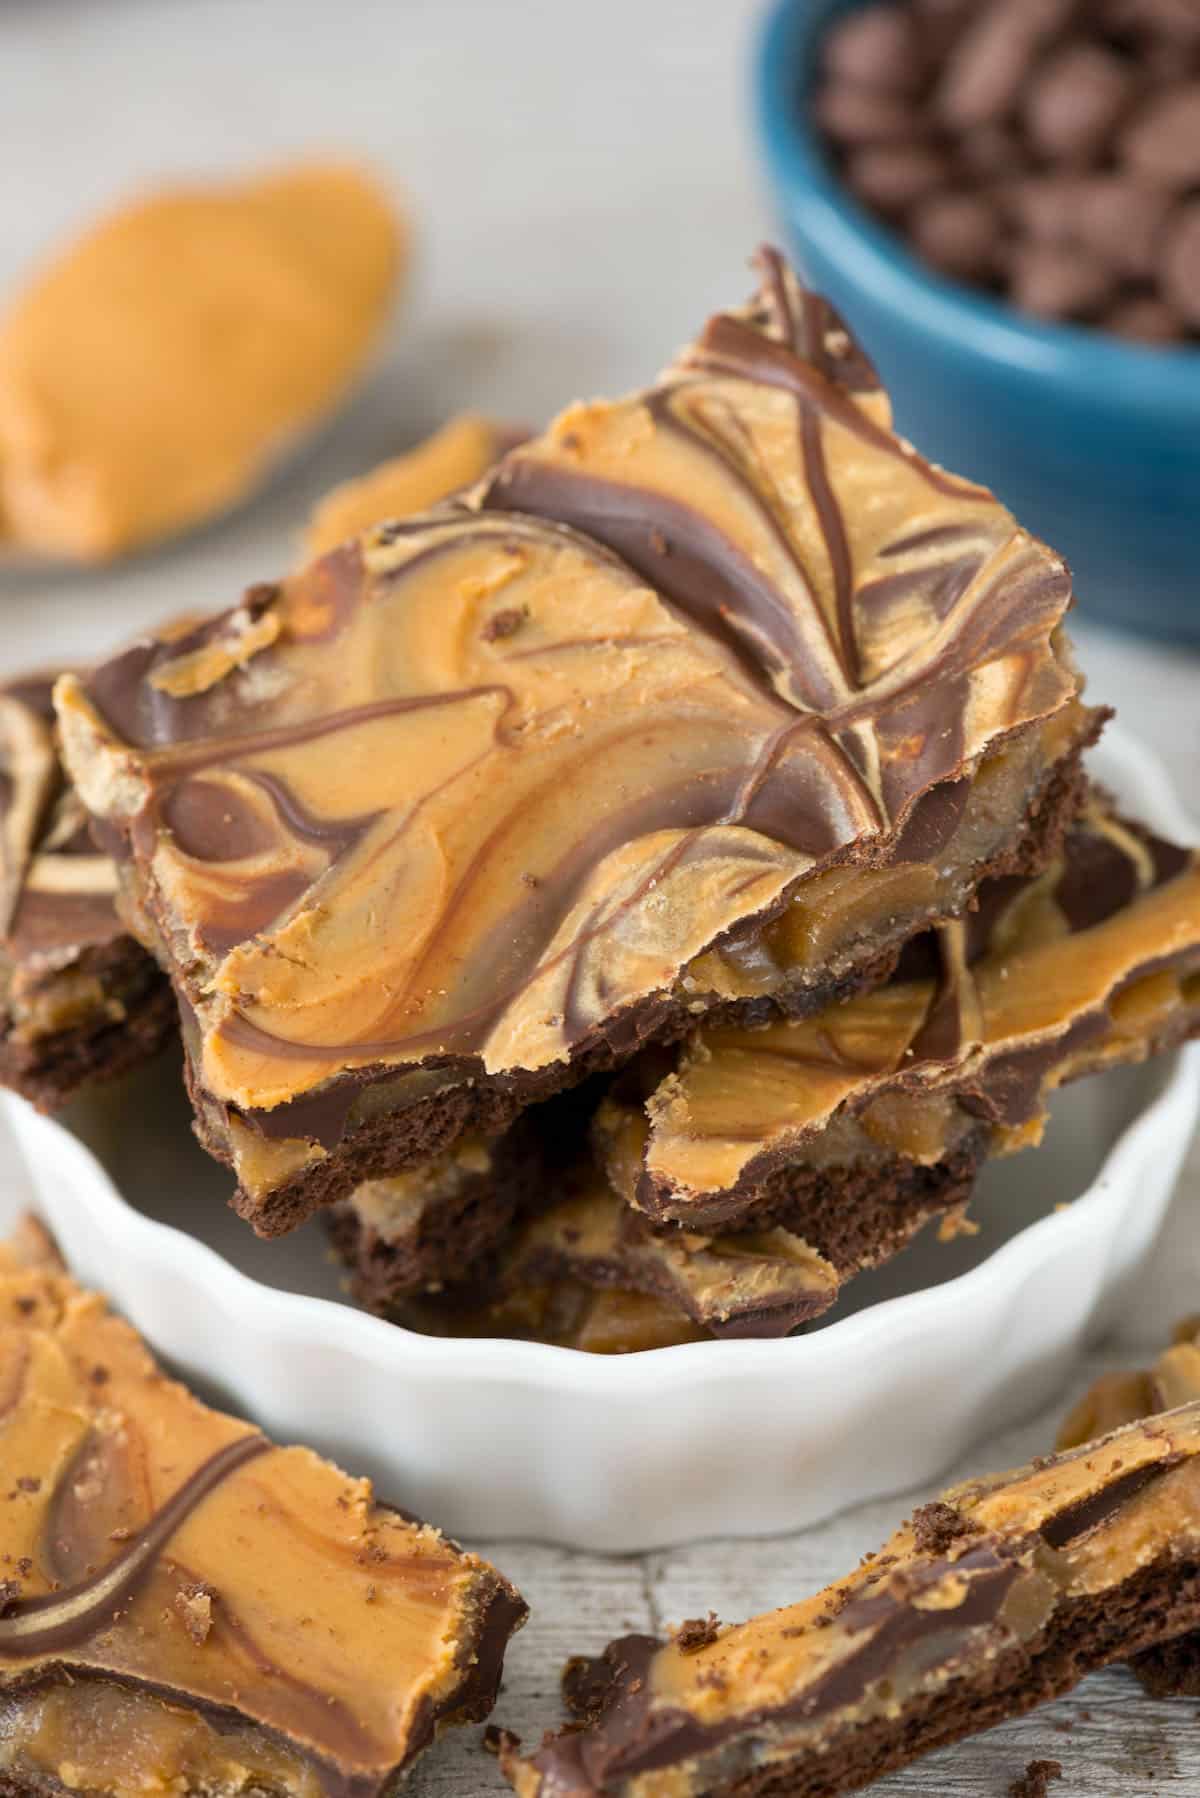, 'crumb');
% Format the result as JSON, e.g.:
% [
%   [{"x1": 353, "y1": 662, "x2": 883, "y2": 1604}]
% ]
[
  {"x1": 674, "y1": 1612, "x2": 721, "y2": 1653},
  {"x1": 15, "y1": 1558, "x2": 31, "y2": 1577},
  {"x1": 695, "y1": 1667, "x2": 728, "y2": 1691},
  {"x1": 173, "y1": 1582, "x2": 214, "y2": 1645},
  {"x1": 14, "y1": 1297, "x2": 36, "y2": 1316},
  {"x1": 0, "y1": 1579, "x2": 22, "y2": 1612},
  {"x1": 911, "y1": 1500, "x2": 979, "y2": 1555},
  {"x1": 481, "y1": 605, "x2": 528, "y2": 642},
  {"x1": 521, "y1": 871, "x2": 540, "y2": 888},
  {"x1": 15, "y1": 1477, "x2": 40, "y2": 1494},
  {"x1": 364, "y1": 1584, "x2": 377, "y2": 1603},
  {"x1": 1009, "y1": 1759, "x2": 1062, "y2": 1797},
  {"x1": 483, "y1": 1724, "x2": 520, "y2": 1758},
  {"x1": 90, "y1": 1365, "x2": 110, "y2": 1385}
]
